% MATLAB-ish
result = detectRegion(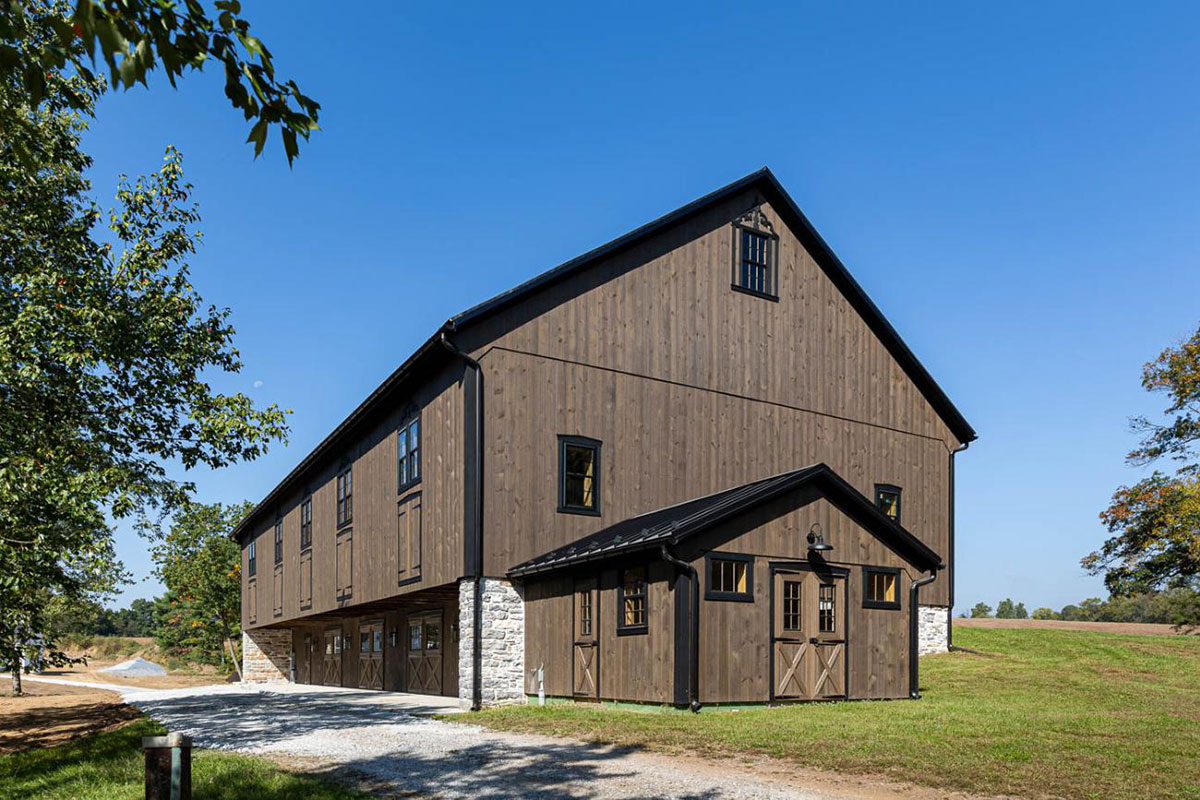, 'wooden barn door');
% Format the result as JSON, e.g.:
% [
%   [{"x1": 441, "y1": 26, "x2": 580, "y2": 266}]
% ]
[
  {"x1": 406, "y1": 611, "x2": 443, "y2": 694},
  {"x1": 322, "y1": 628, "x2": 343, "y2": 686},
  {"x1": 771, "y1": 568, "x2": 847, "y2": 701},
  {"x1": 300, "y1": 633, "x2": 313, "y2": 684},
  {"x1": 573, "y1": 579, "x2": 600, "y2": 698},
  {"x1": 358, "y1": 620, "x2": 384, "y2": 690}
]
